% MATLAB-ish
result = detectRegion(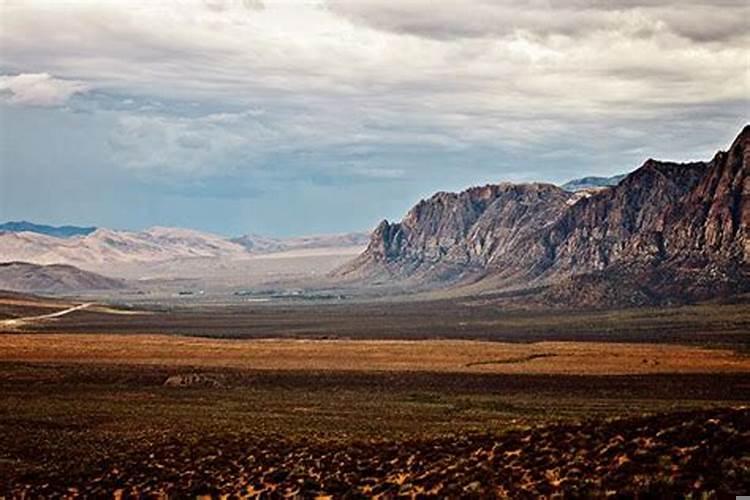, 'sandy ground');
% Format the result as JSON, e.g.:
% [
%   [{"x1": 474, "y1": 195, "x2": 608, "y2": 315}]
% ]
[{"x1": 1, "y1": 334, "x2": 748, "y2": 375}]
